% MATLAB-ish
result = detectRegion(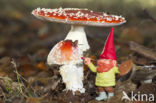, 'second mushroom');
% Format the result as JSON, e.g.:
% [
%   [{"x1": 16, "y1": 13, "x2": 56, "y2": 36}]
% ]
[{"x1": 32, "y1": 7, "x2": 126, "y2": 94}]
